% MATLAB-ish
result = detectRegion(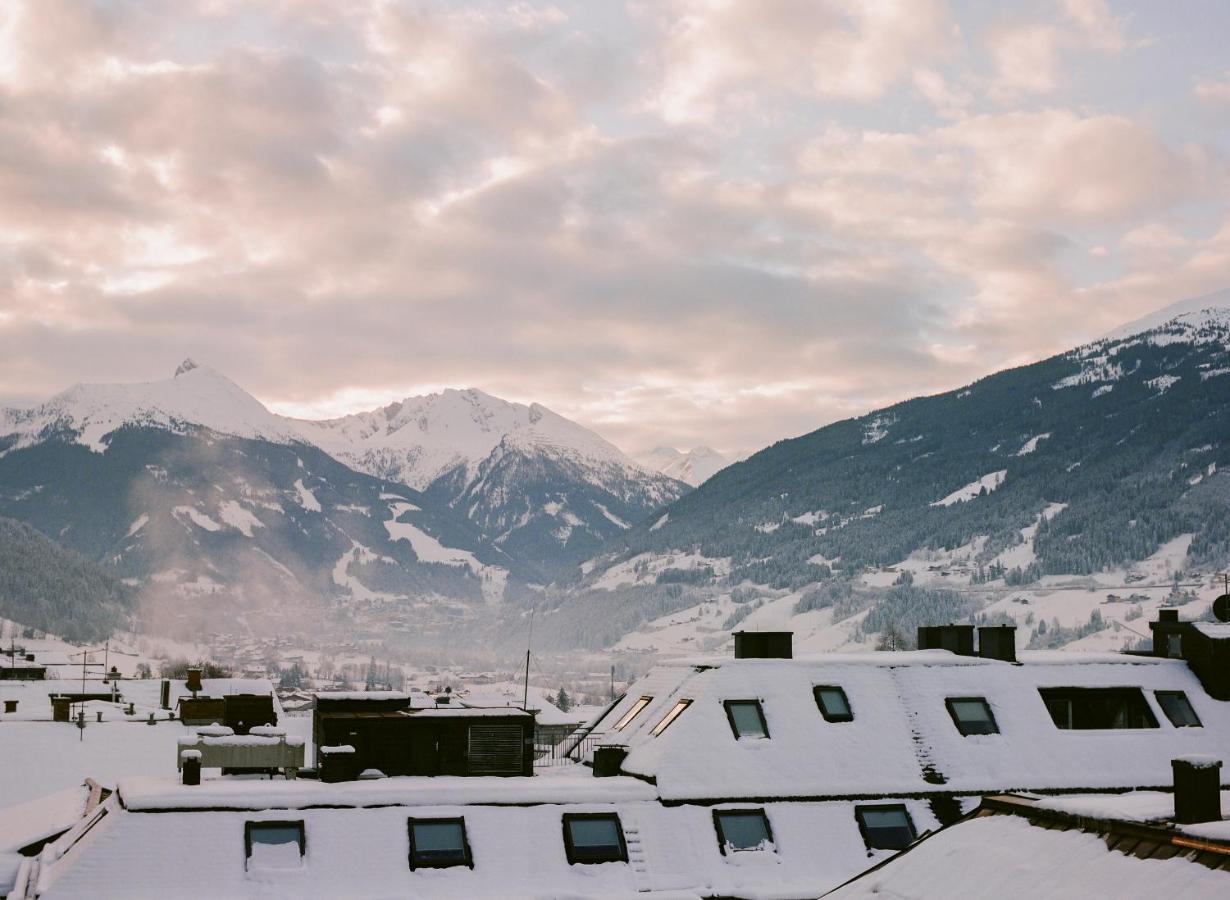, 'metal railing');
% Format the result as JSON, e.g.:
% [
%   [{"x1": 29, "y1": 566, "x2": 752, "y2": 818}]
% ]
[{"x1": 533, "y1": 731, "x2": 605, "y2": 767}]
